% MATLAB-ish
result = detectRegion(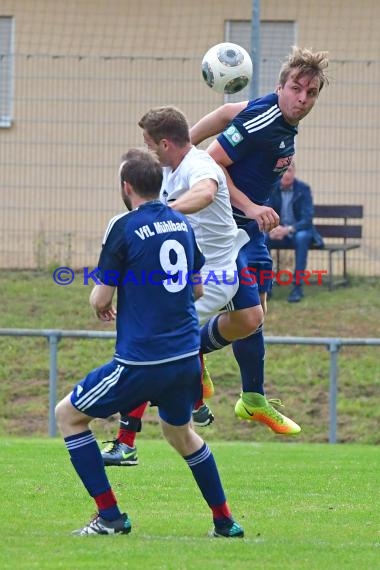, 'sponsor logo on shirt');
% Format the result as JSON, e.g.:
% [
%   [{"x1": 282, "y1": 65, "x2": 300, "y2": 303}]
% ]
[
  {"x1": 223, "y1": 125, "x2": 244, "y2": 146},
  {"x1": 274, "y1": 155, "x2": 293, "y2": 173}
]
